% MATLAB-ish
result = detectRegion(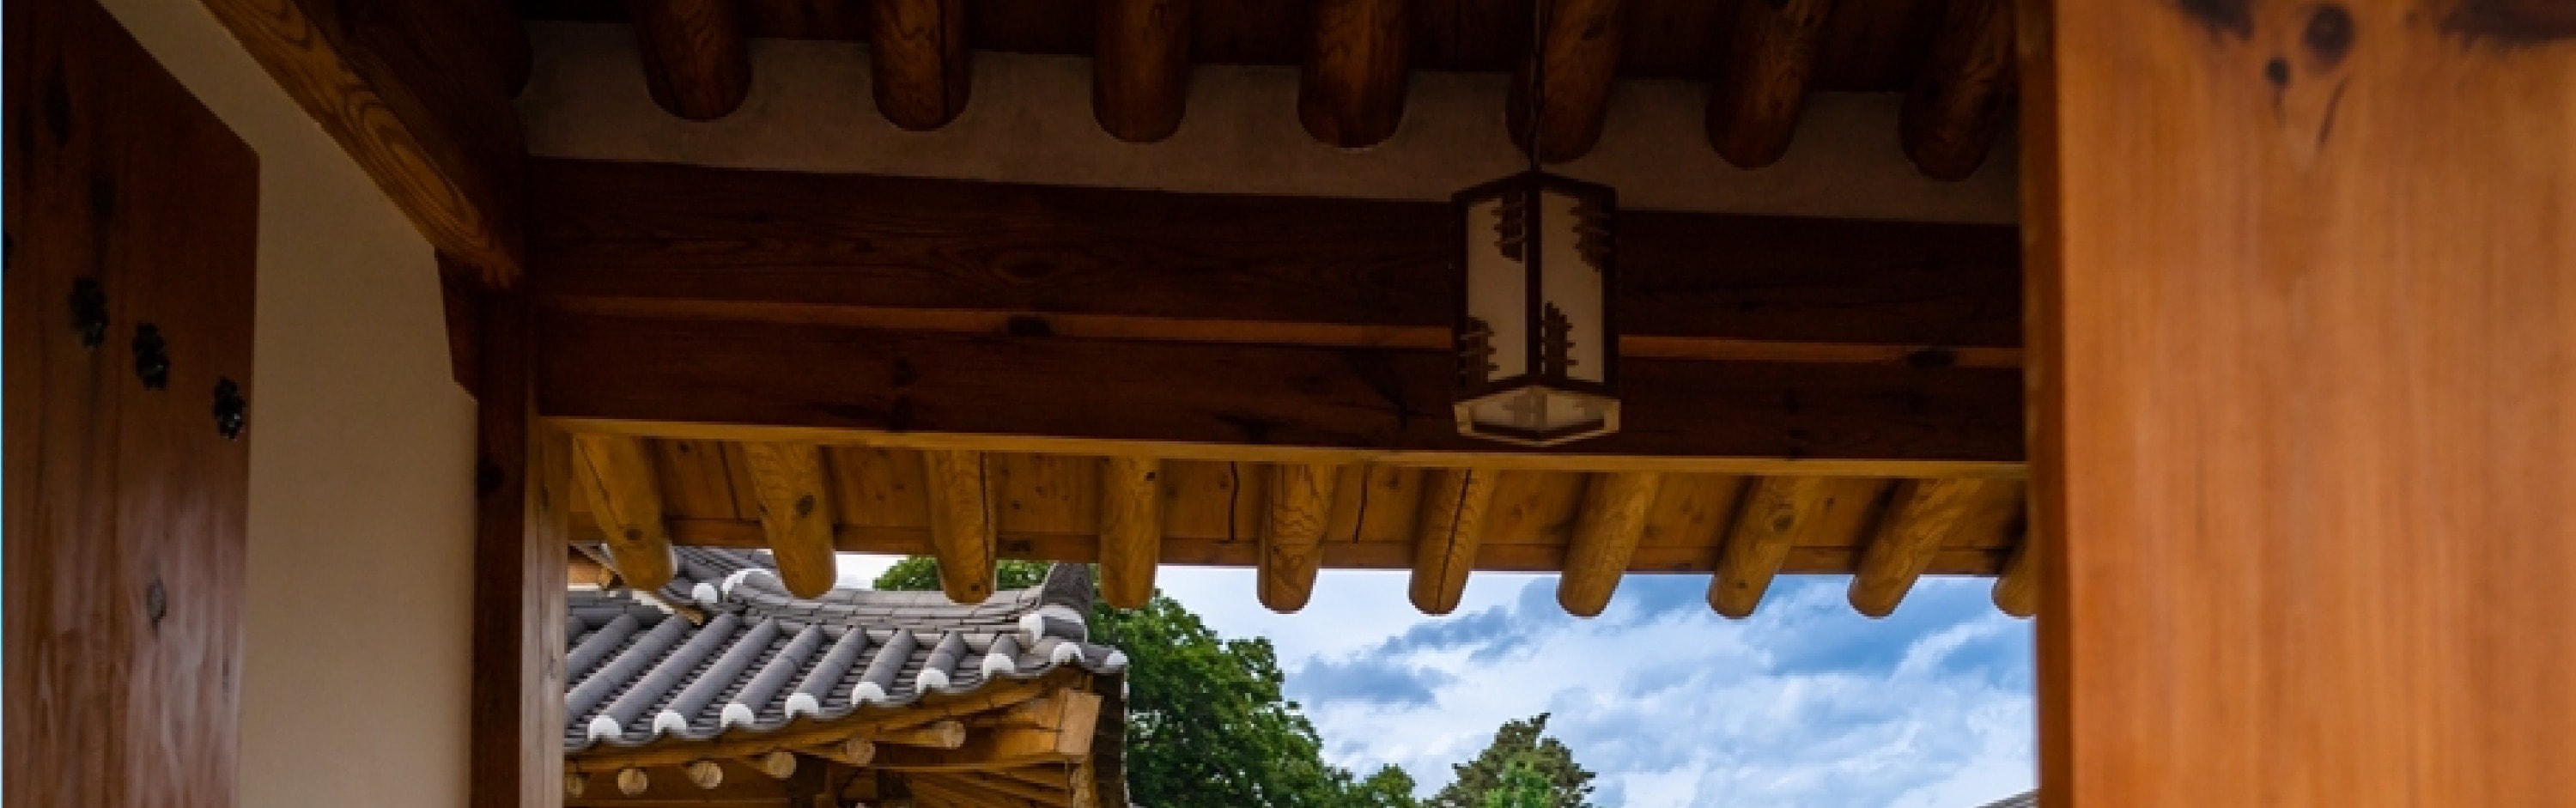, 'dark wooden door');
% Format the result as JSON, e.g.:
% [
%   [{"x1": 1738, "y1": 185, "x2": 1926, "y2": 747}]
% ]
[{"x1": 5, "y1": 0, "x2": 261, "y2": 805}]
